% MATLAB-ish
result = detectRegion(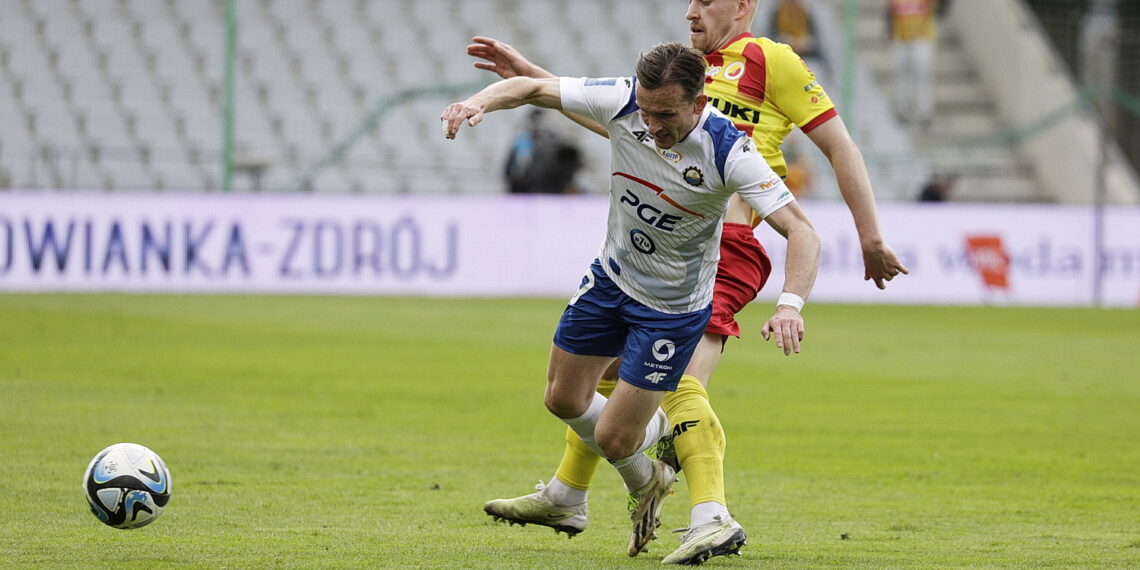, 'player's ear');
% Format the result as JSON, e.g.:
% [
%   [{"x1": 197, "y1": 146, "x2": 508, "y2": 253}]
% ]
[
  {"x1": 740, "y1": 0, "x2": 756, "y2": 21},
  {"x1": 693, "y1": 93, "x2": 708, "y2": 114}
]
